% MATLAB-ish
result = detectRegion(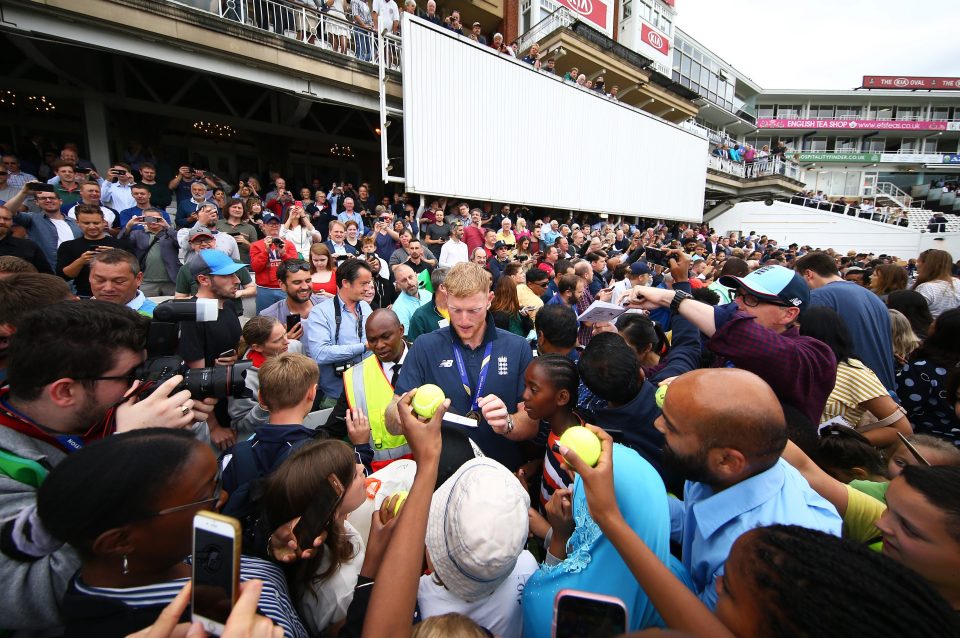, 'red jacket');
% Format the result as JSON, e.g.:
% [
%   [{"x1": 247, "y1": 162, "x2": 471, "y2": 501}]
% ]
[{"x1": 249, "y1": 237, "x2": 298, "y2": 288}]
